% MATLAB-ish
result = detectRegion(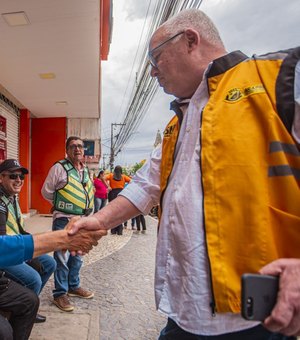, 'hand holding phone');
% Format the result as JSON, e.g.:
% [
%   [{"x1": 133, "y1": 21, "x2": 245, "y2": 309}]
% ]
[{"x1": 241, "y1": 273, "x2": 279, "y2": 321}]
